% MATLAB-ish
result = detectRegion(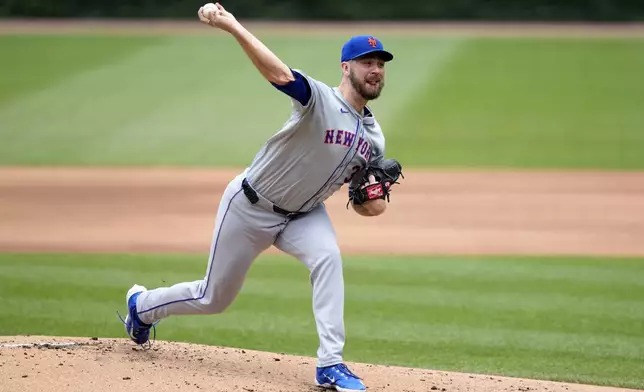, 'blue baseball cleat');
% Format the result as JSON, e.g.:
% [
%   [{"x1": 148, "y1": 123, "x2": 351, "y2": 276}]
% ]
[
  {"x1": 117, "y1": 284, "x2": 156, "y2": 348},
  {"x1": 315, "y1": 363, "x2": 366, "y2": 391}
]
